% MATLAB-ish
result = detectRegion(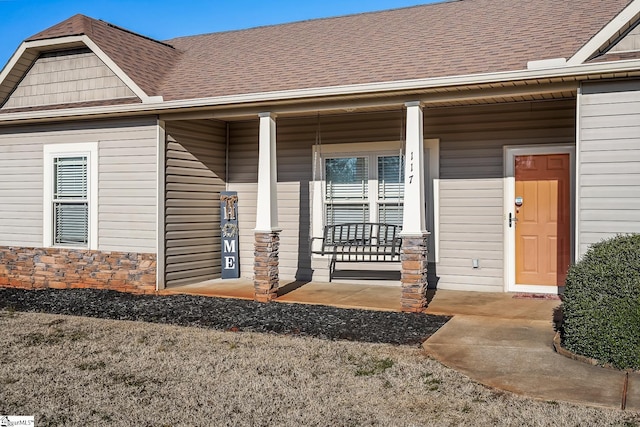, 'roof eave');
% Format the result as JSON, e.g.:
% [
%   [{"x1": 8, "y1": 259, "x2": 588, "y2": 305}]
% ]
[{"x1": 1, "y1": 58, "x2": 640, "y2": 125}]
